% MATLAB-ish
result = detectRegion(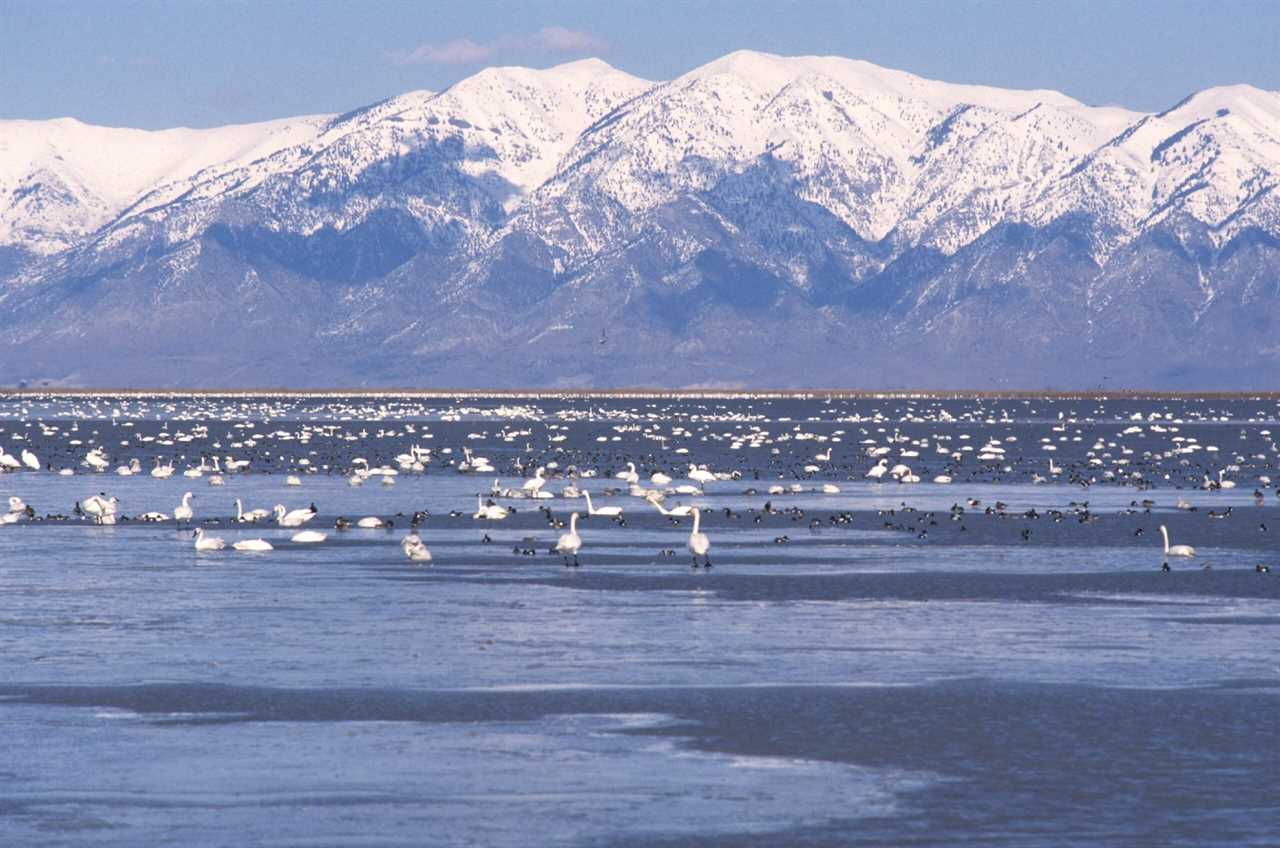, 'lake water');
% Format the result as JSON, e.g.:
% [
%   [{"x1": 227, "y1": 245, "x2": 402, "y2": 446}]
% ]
[{"x1": 1, "y1": 393, "x2": 1278, "y2": 845}]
